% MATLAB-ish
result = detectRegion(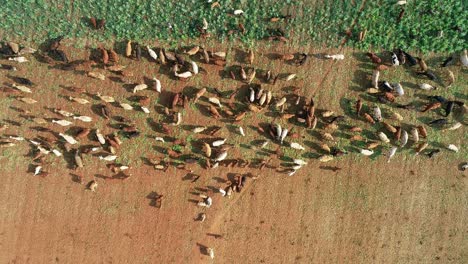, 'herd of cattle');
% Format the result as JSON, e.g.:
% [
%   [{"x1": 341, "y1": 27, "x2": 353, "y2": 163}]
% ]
[
  {"x1": 0, "y1": 37, "x2": 466, "y2": 258},
  {"x1": 0, "y1": 38, "x2": 467, "y2": 180}
]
